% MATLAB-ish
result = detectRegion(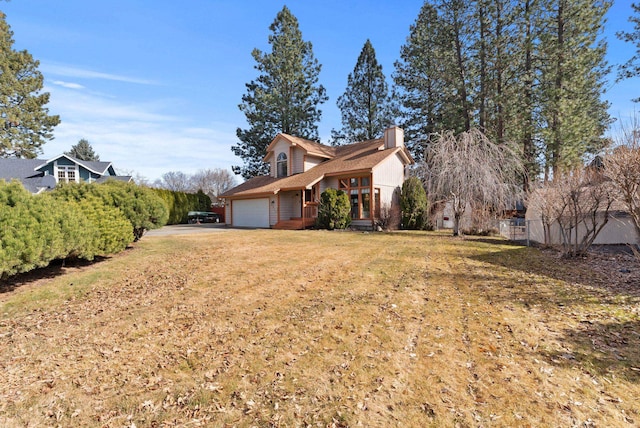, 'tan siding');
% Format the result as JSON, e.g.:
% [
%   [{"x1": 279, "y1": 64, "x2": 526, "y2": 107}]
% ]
[
  {"x1": 270, "y1": 139, "x2": 291, "y2": 177},
  {"x1": 372, "y1": 152, "x2": 406, "y2": 208},
  {"x1": 292, "y1": 147, "x2": 305, "y2": 174},
  {"x1": 304, "y1": 155, "x2": 324, "y2": 172},
  {"x1": 224, "y1": 203, "x2": 231, "y2": 225},
  {"x1": 269, "y1": 196, "x2": 277, "y2": 226}
]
